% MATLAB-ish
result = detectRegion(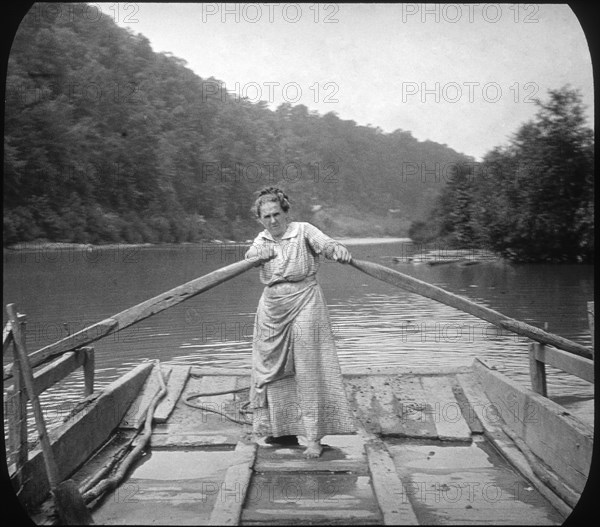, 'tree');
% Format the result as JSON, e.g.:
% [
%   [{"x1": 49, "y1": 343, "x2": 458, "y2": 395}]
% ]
[
  {"x1": 479, "y1": 87, "x2": 594, "y2": 262},
  {"x1": 415, "y1": 86, "x2": 593, "y2": 263}
]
